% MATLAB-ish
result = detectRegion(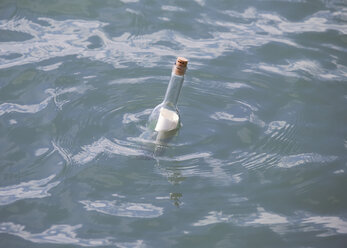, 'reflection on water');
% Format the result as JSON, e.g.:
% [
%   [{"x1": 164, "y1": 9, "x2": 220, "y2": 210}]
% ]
[
  {"x1": 72, "y1": 137, "x2": 144, "y2": 164},
  {"x1": 0, "y1": 94, "x2": 52, "y2": 116},
  {"x1": 0, "y1": 174, "x2": 59, "y2": 206},
  {"x1": 170, "y1": 192, "x2": 183, "y2": 208},
  {"x1": 302, "y1": 216, "x2": 347, "y2": 237},
  {"x1": 0, "y1": 86, "x2": 90, "y2": 116},
  {"x1": 0, "y1": 7, "x2": 346, "y2": 70},
  {"x1": 191, "y1": 207, "x2": 347, "y2": 238},
  {"x1": 192, "y1": 211, "x2": 233, "y2": 227},
  {"x1": 247, "y1": 208, "x2": 288, "y2": 225},
  {"x1": 278, "y1": 153, "x2": 338, "y2": 168},
  {"x1": 80, "y1": 197, "x2": 163, "y2": 218},
  {"x1": 0, "y1": 222, "x2": 144, "y2": 247}
]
